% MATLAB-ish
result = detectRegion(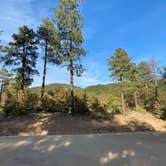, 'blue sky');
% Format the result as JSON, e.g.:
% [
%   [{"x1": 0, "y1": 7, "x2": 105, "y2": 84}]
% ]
[{"x1": 0, "y1": 0, "x2": 166, "y2": 88}]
